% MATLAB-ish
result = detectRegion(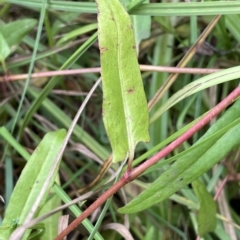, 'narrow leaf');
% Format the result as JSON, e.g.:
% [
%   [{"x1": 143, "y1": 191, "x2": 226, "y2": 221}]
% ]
[
  {"x1": 0, "y1": 19, "x2": 37, "y2": 50},
  {"x1": 1, "y1": 129, "x2": 66, "y2": 239},
  {"x1": 39, "y1": 177, "x2": 61, "y2": 240},
  {"x1": 56, "y1": 23, "x2": 98, "y2": 45},
  {"x1": 118, "y1": 100, "x2": 240, "y2": 213},
  {"x1": 0, "y1": 32, "x2": 11, "y2": 61},
  {"x1": 121, "y1": 0, "x2": 151, "y2": 54},
  {"x1": 97, "y1": 0, "x2": 149, "y2": 163},
  {"x1": 199, "y1": 99, "x2": 240, "y2": 142},
  {"x1": 131, "y1": 3, "x2": 151, "y2": 54},
  {"x1": 5, "y1": 1, "x2": 240, "y2": 16},
  {"x1": 150, "y1": 66, "x2": 240, "y2": 123},
  {"x1": 119, "y1": 120, "x2": 240, "y2": 213},
  {"x1": 192, "y1": 180, "x2": 217, "y2": 236}
]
